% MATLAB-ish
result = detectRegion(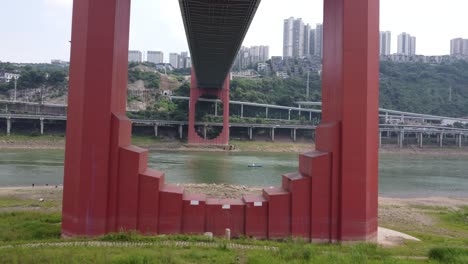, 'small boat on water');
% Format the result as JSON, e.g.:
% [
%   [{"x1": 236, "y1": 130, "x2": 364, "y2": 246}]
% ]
[{"x1": 248, "y1": 163, "x2": 263, "y2": 168}]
